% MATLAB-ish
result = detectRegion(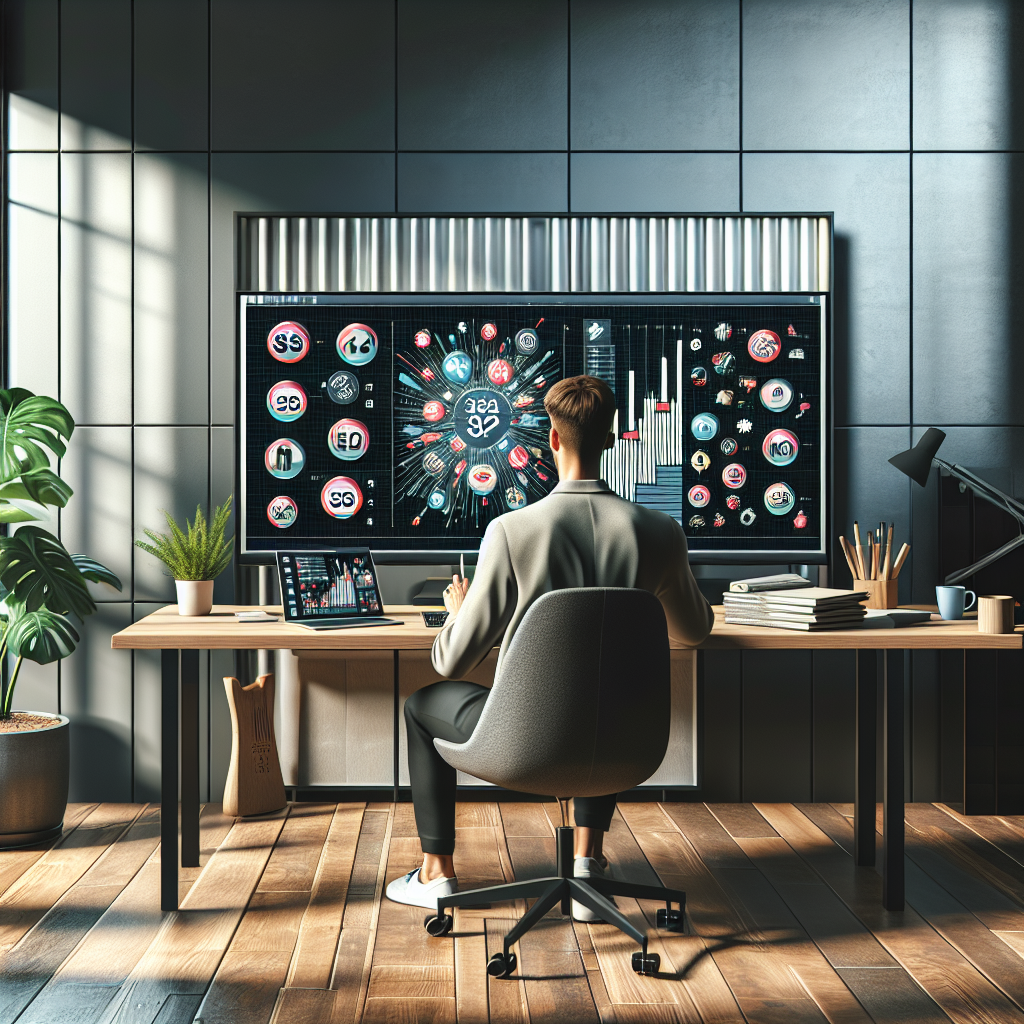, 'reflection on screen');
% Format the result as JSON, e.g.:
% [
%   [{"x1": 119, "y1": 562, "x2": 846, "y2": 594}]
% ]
[{"x1": 280, "y1": 553, "x2": 381, "y2": 617}]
